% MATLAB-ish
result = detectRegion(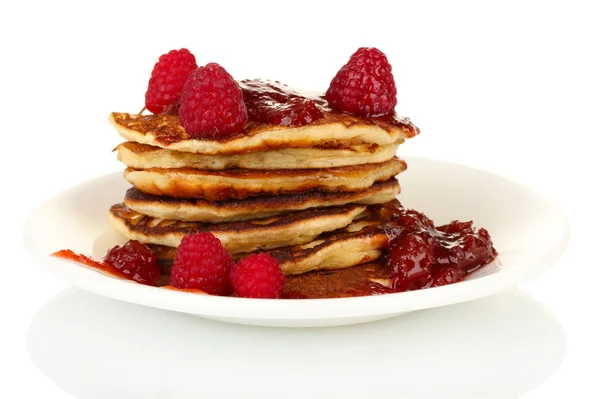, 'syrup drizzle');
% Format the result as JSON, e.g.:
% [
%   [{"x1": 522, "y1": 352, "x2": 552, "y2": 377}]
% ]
[
  {"x1": 51, "y1": 250, "x2": 206, "y2": 294},
  {"x1": 52, "y1": 250, "x2": 130, "y2": 280}
]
